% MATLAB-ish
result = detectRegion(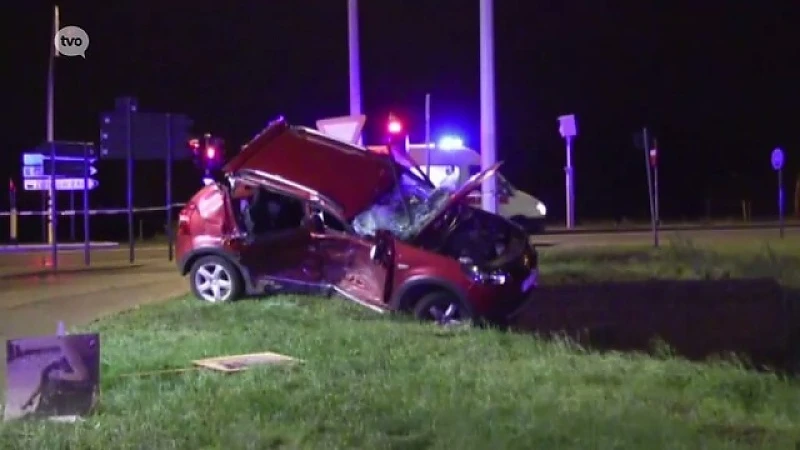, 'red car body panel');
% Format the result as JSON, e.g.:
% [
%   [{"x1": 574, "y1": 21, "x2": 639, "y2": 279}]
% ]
[{"x1": 223, "y1": 119, "x2": 395, "y2": 220}]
